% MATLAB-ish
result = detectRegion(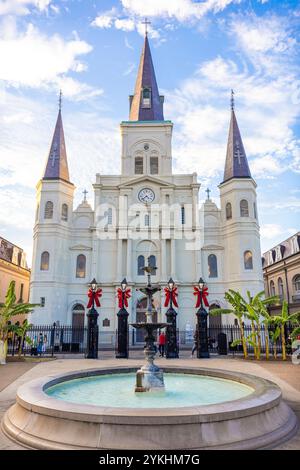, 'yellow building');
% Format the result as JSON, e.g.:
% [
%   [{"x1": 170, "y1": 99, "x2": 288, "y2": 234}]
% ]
[
  {"x1": 262, "y1": 232, "x2": 300, "y2": 314},
  {"x1": 0, "y1": 237, "x2": 30, "y2": 305}
]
